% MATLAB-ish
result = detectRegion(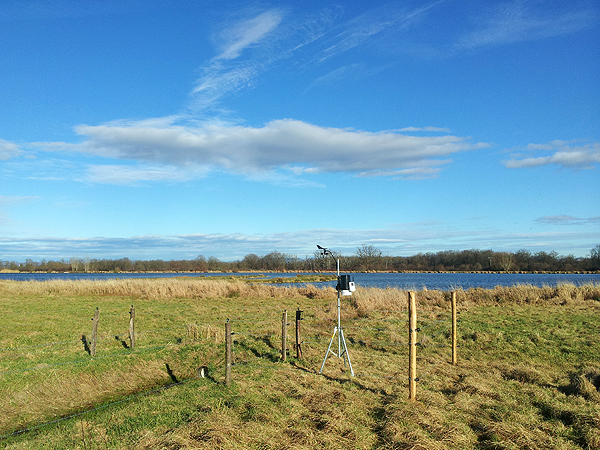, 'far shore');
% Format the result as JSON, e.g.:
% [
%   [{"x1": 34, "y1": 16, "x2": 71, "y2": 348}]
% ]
[{"x1": 1, "y1": 269, "x2": 598, "y2": 275}]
